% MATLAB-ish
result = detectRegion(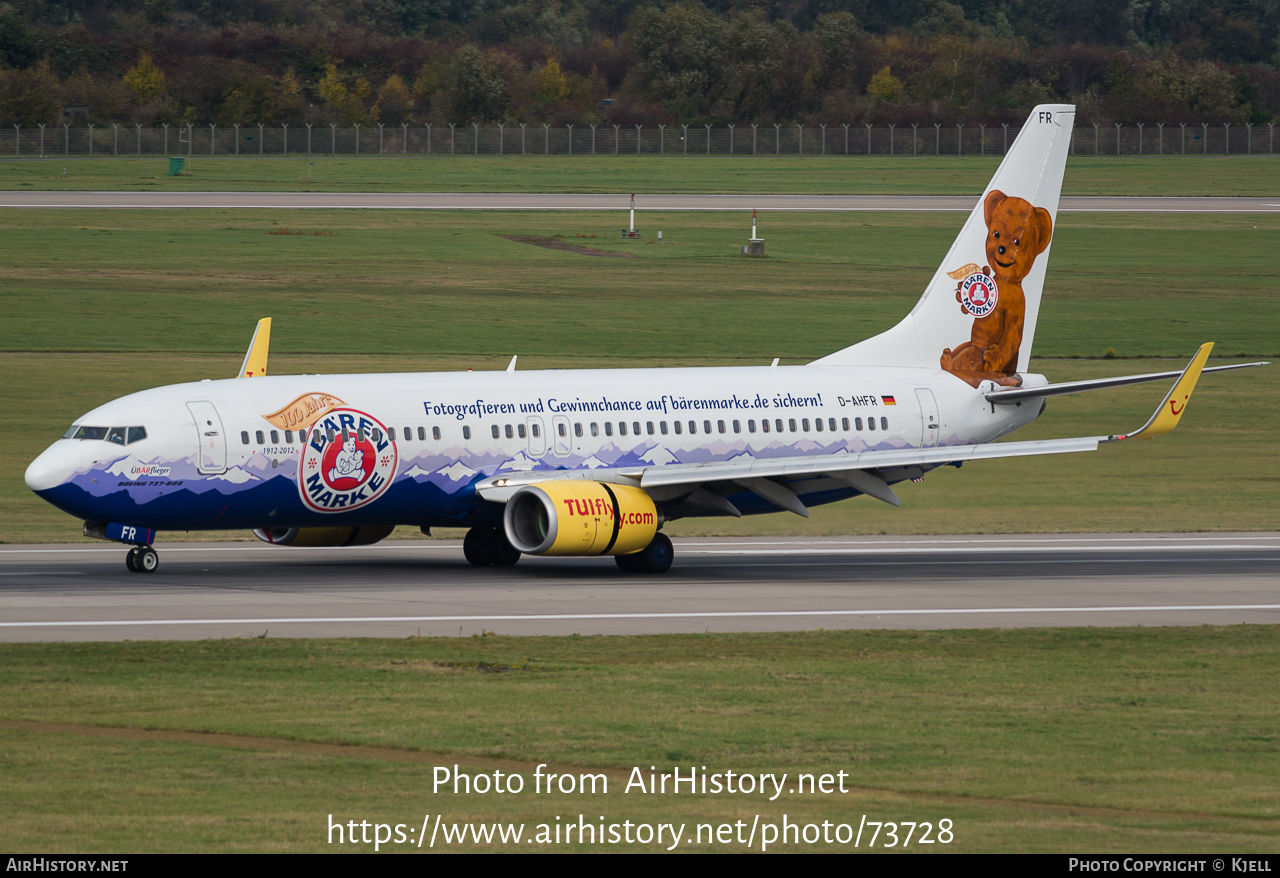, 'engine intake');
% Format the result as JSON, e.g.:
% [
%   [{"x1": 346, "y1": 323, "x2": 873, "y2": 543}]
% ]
[
  {"x1": 251, "y1": 525, "x2": 395, "y2": 547},
  {"x1": 504, "y1": 481, "x2": 659, "y2": 556}
]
